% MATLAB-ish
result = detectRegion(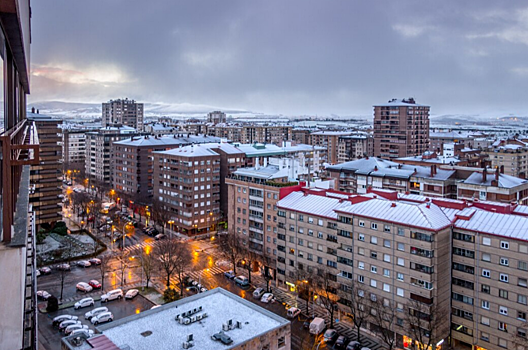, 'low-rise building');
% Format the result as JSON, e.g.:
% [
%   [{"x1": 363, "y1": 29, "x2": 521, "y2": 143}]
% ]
[
  {"x1": 62, "y1": 288, "x2": 291, "y2": 350},
  {"x1": 457, "y1": 168, "x2": 528, "y2": 204},
  {"x1": 484, "y1": 140, "x2": 528, "y2": 178}
]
